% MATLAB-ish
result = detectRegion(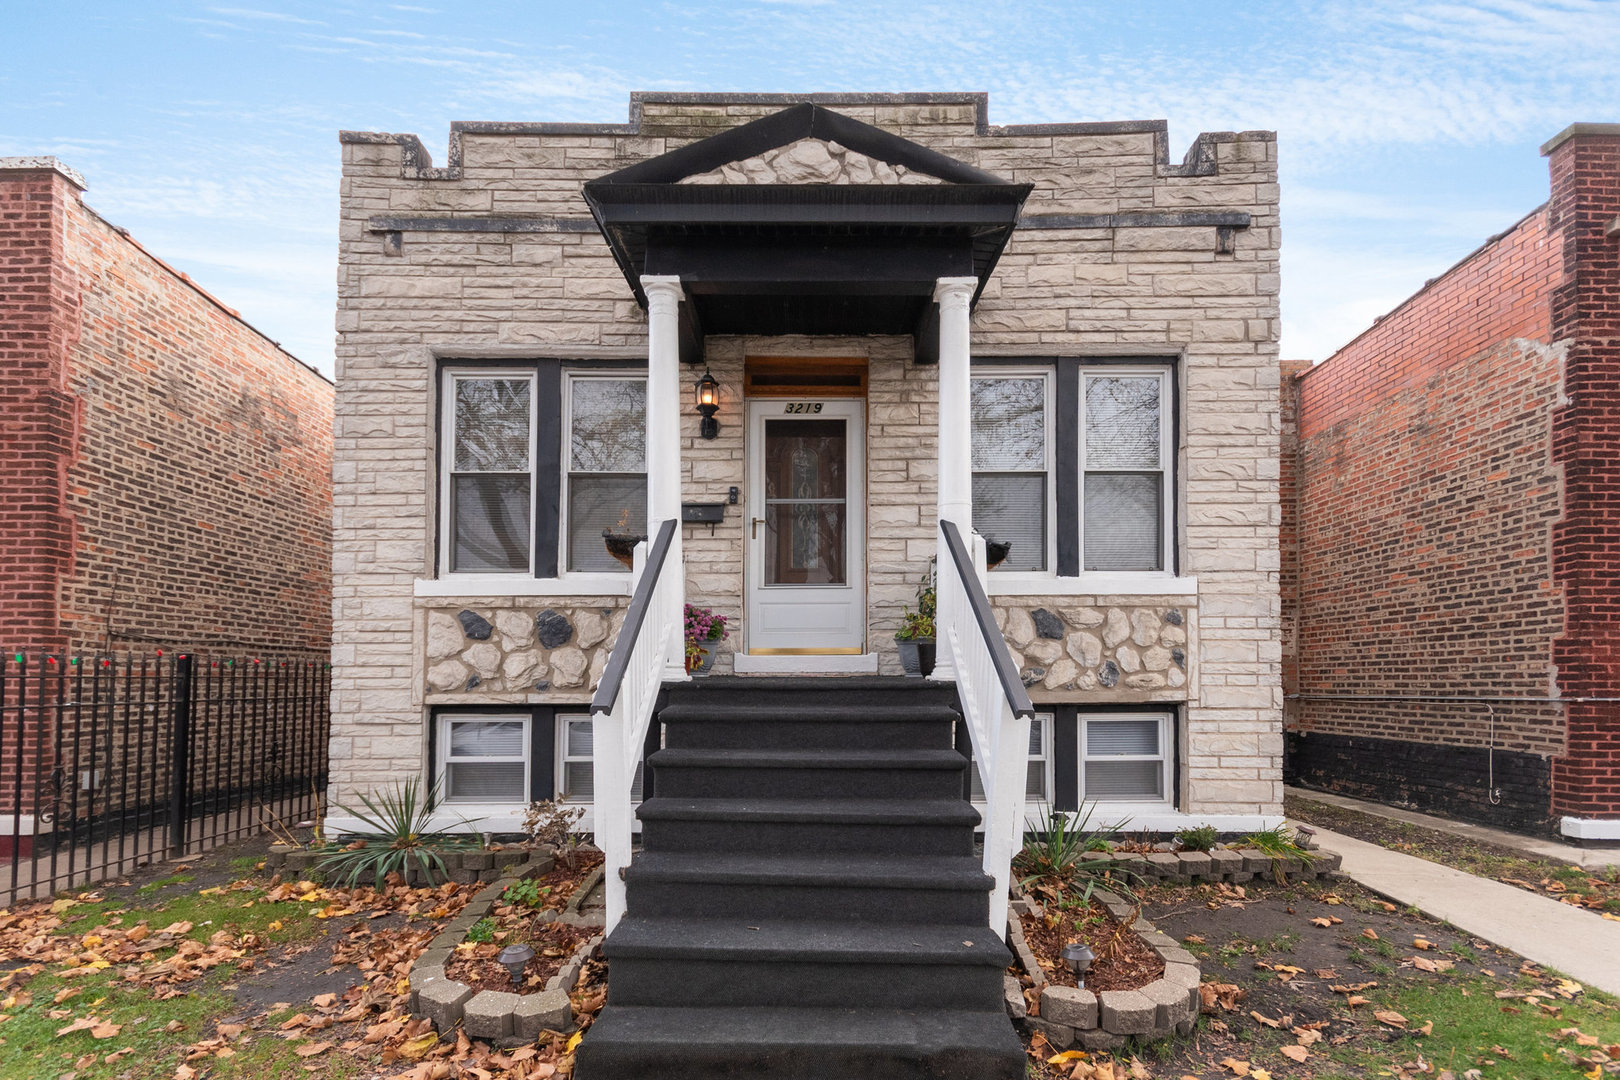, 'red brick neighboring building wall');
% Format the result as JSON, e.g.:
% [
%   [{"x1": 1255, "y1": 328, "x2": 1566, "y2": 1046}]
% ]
[
  {"x1": 1282, "y1": 127, "x2": 1620, "y2": 833},
  {"x1": 0, "y1": 161, "x2": 333, "y2": 657},
  {"x1": 1547, "y1": 130, "x2": 1620, "y2": 825}
]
